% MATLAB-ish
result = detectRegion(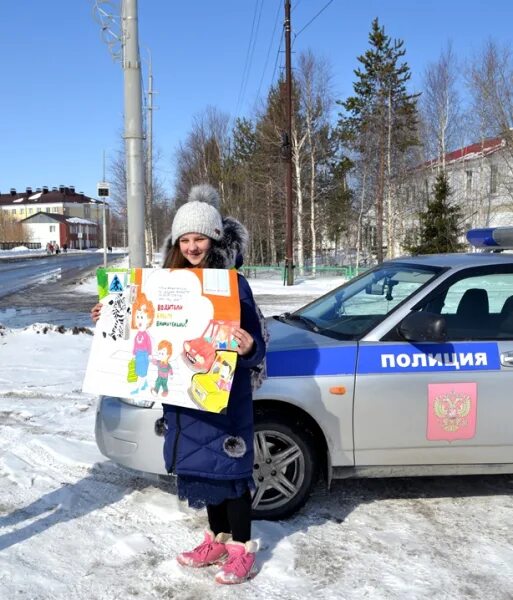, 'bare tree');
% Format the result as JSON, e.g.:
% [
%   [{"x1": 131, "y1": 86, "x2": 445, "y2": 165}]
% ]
[
  {"x1": 467, "y1": 40, "x2": 513, "y2": 218},
  {"x1": 297, "y1": 50, "x2": 334, "y2": 275},
  {"x1": 174, "y1": 106, "x2": 231, "y2": 205},
  {"x1": 422, "y1": 43, "x2": 462, "y2": 169},
  {"x1": 0, "y1": 213, "x2": 30, "y2": 244}
]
